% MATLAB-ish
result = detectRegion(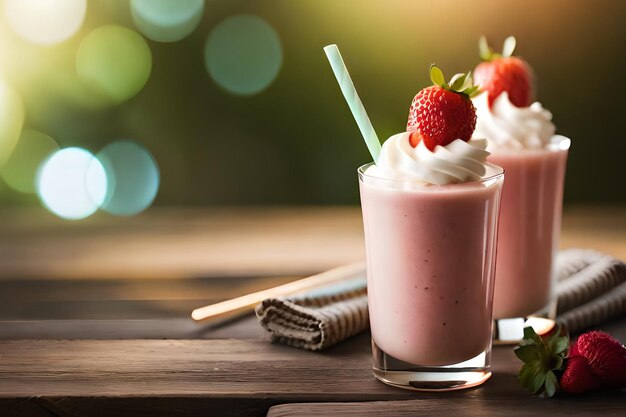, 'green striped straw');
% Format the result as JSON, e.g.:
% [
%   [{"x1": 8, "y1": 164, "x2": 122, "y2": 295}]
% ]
[{"x1": 324, "y1": 44, "x2": 381, "y2": 163}]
